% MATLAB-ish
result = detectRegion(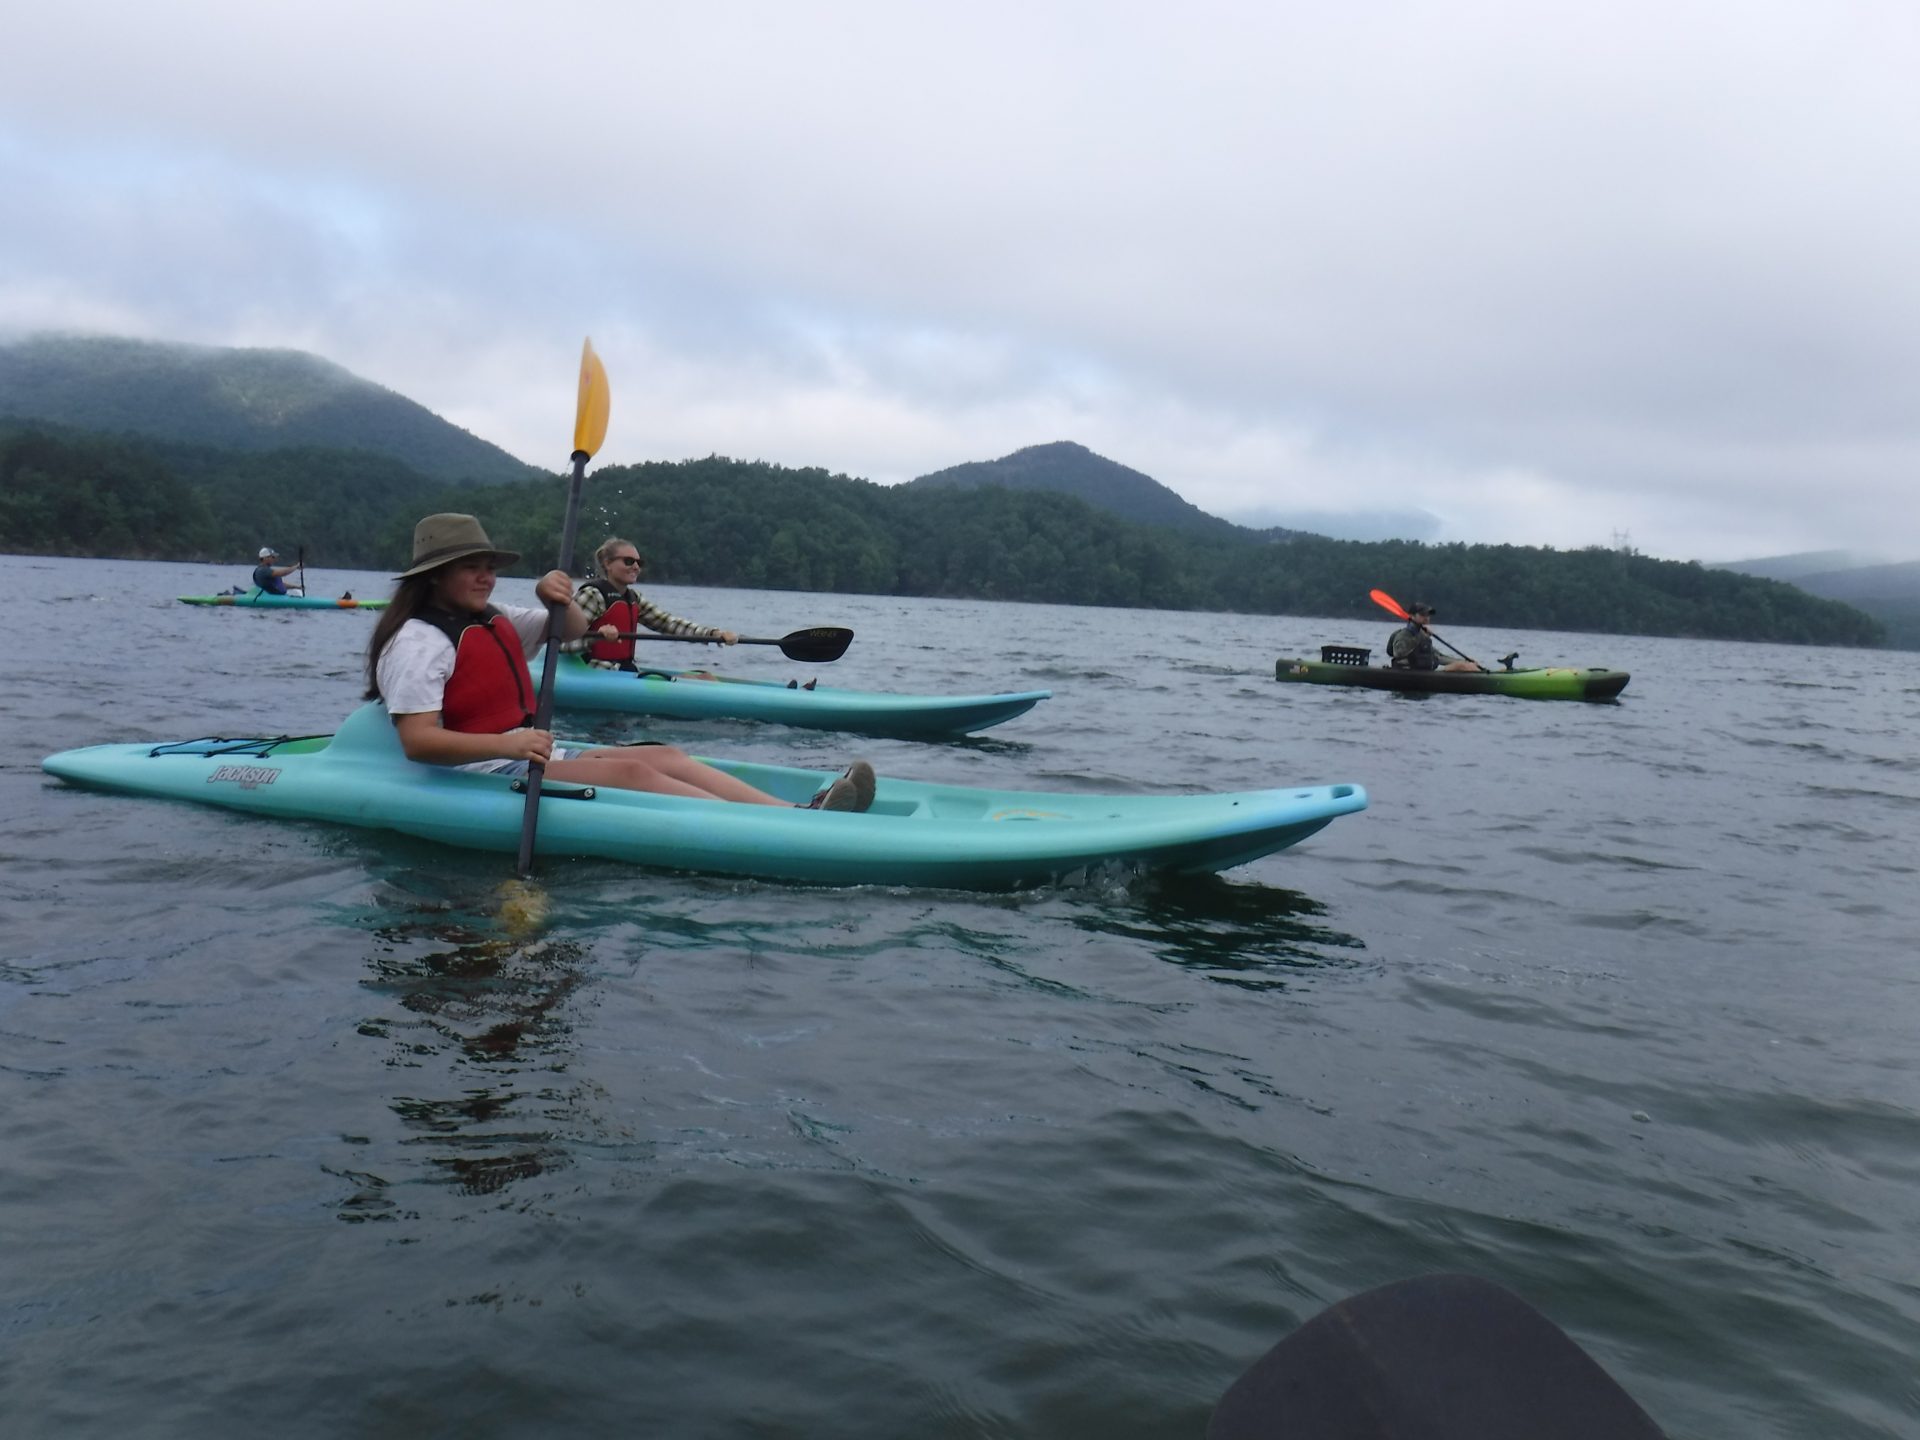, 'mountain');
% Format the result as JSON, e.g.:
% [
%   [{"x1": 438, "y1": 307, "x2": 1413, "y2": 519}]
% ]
[
  {"x1": 1714, "y1": 550, "x2": 1920, "y2": 647},
  {"x1": 907, "y1": 441, "x2": 1287, "y2": 541},
  {"x1": 1, "y1": 425, "x2": 1889, "y2": 646},
  {"x1": 0, "y1": 333, "x2": 542, "y2": 484}
]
